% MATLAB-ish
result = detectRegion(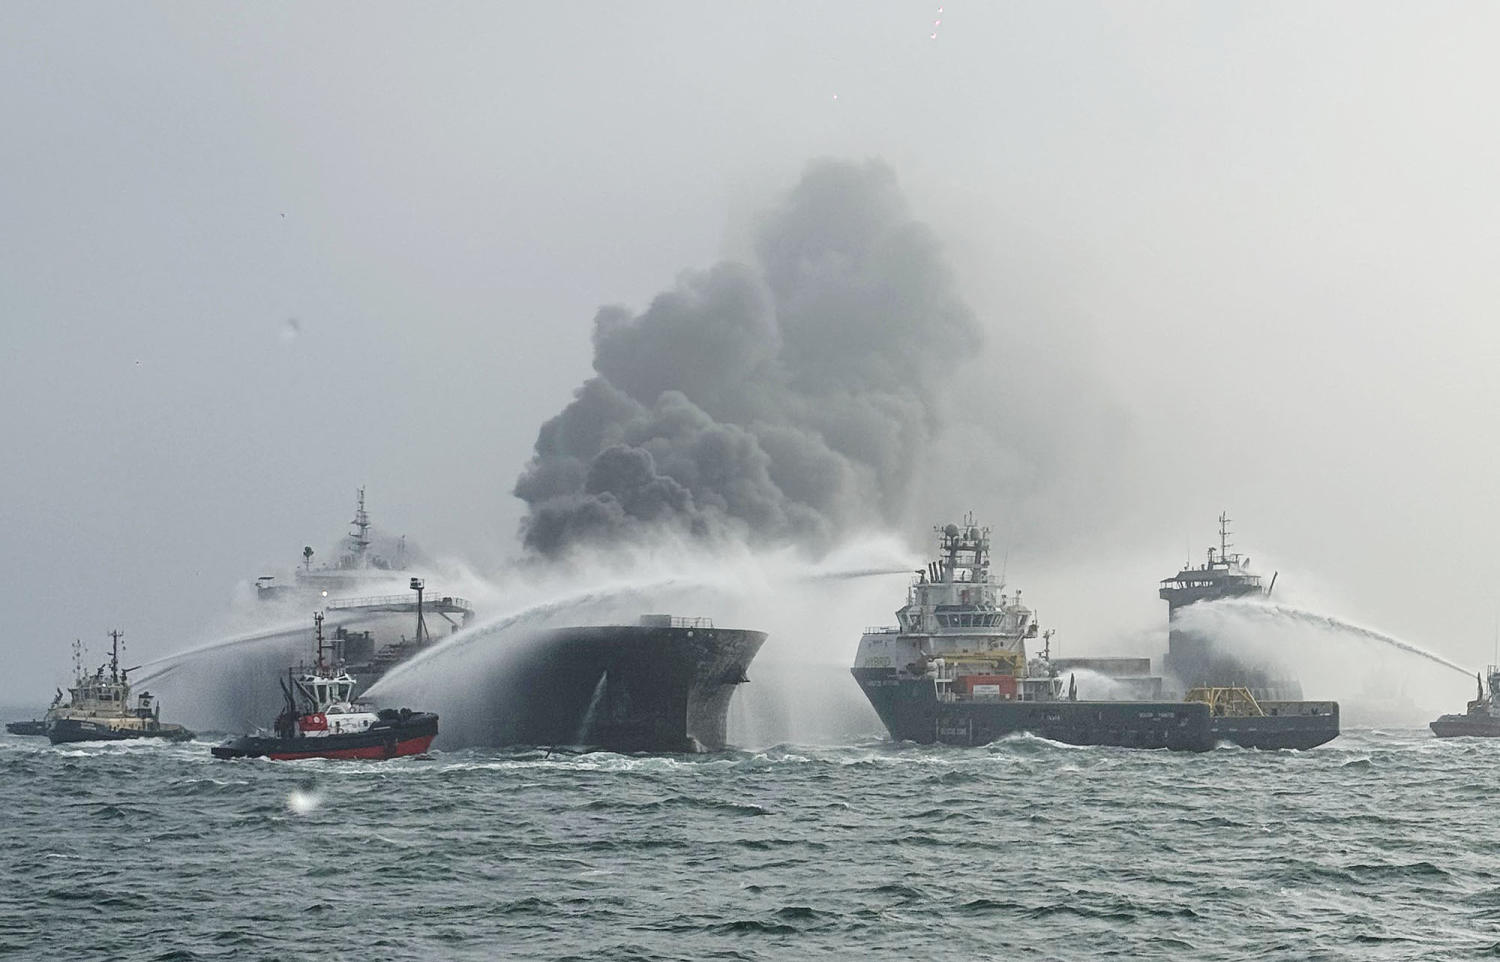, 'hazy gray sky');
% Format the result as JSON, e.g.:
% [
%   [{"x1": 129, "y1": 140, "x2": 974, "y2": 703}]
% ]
[{"x1": 4, "y1": 3, "x2": 1499, "y2": 705}]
